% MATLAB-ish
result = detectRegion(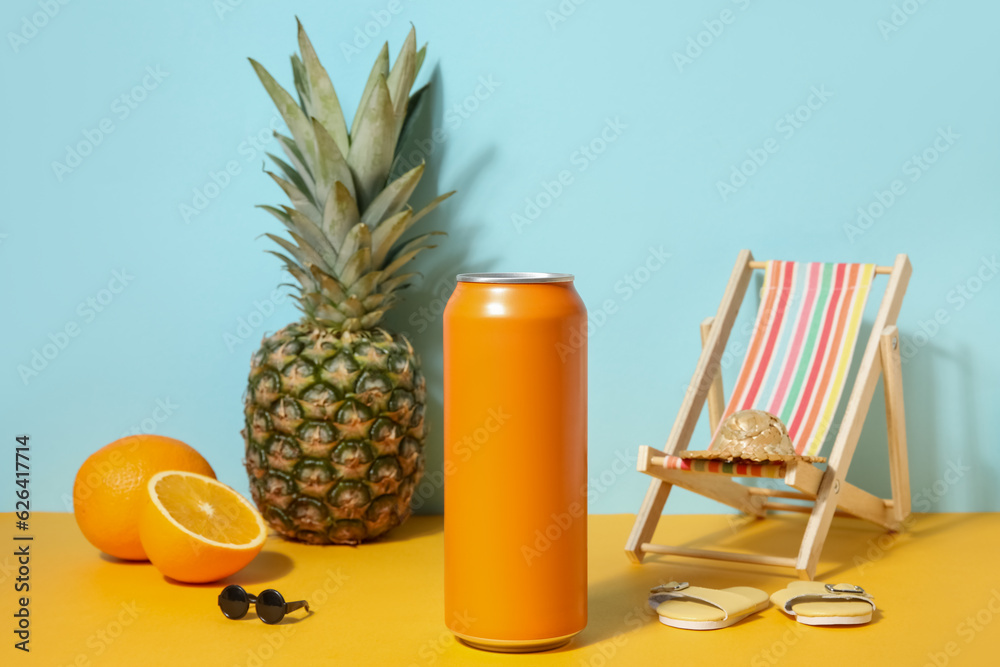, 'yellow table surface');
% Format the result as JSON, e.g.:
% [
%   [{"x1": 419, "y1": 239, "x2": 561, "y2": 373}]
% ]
[{"x1": 5, "y1": 512, "x2": 1000, "y2": 666}]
